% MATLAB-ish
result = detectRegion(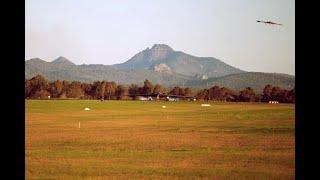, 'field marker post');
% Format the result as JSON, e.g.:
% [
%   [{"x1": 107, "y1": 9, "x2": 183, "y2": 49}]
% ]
[{"x1": 79, "y1": 121, "x2": 81, "y2": 129}]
